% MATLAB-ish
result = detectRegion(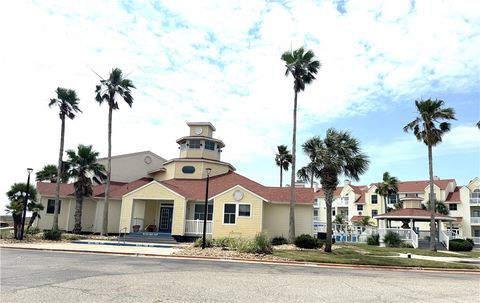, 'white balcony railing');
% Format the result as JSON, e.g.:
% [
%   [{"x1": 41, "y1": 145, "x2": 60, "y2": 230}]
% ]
[
  {"x1": 185, "y1": 219, "x2": 212, "y2": 235},
  {"x1": 313, "y1": 216, "x2": 320, "y2": 222},
  {"x1": 470, "y1": 217, "x2": 480, "y2": 224},
  {"x1": 470, "y1": 197, "x2": 480, "y2": 204},
  {"x1": 472, "y1": 237, "x2": 480, "y2": 245},
  {"x1": 439, "y1": 230, "x2": 449, "y2": 250}
]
